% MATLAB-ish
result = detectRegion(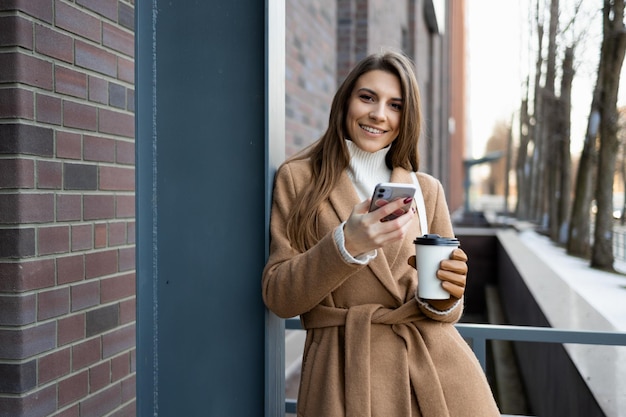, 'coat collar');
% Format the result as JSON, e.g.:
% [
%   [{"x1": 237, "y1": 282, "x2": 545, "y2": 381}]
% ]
[{"x1": 328, "y1": 167, "x2": 421, "y2": 302}]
